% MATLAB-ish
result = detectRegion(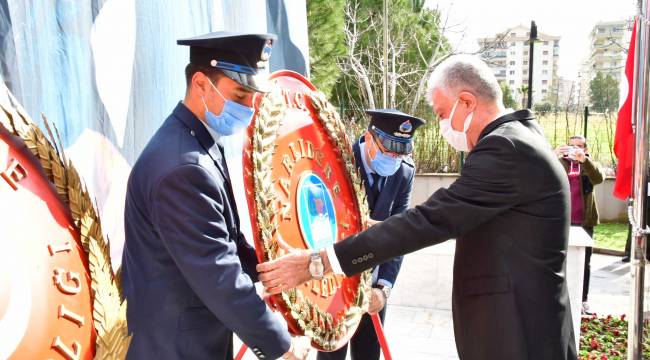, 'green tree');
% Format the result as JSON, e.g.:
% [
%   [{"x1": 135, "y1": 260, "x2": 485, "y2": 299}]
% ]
[
  {"x1": 589, "y1": 72, "x2": 620, "y2": 113},
  {"x1": 533, "y1": 102, "x2": 553, "y2": 115},
  {"x1": 306, "y1": 0, "x2": 346, "y2": 96},
  {"x1": 411, "y1": 0, "x2": 425, "y2": 12},
  {"x1": 332, "y1": 0, "x2": 449, "y2": 122},
  {"x1": 518, "y1": 85, "x2": 529, "y2": 109},
  {"x1": 501, "y1": 83, "x2": 517, "y2": 109}
]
